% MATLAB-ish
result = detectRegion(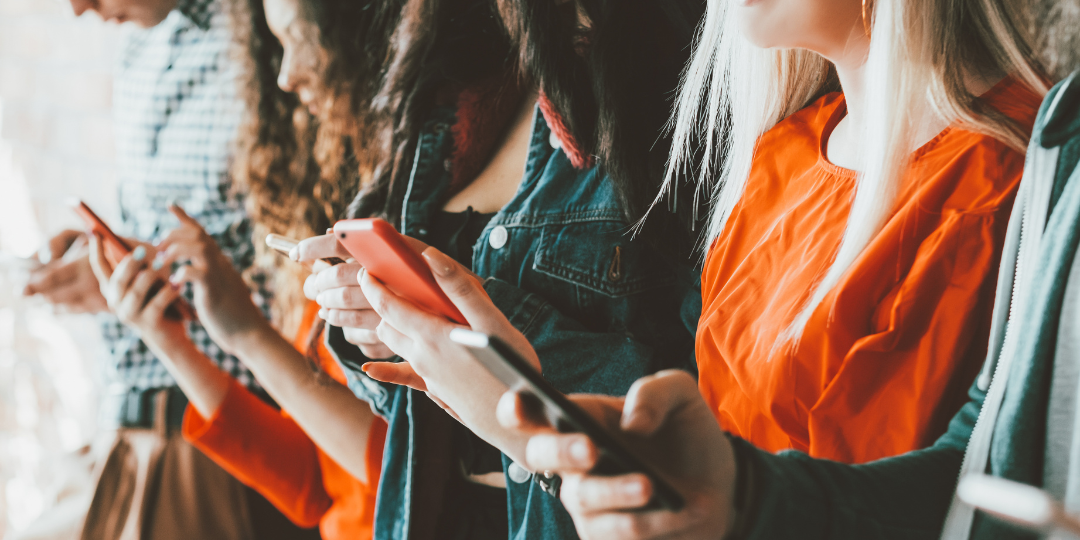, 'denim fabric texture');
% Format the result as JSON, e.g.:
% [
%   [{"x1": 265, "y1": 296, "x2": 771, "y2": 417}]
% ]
[{"x1": 327, "y1": 104, "x2": 700, "y2": 540}]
